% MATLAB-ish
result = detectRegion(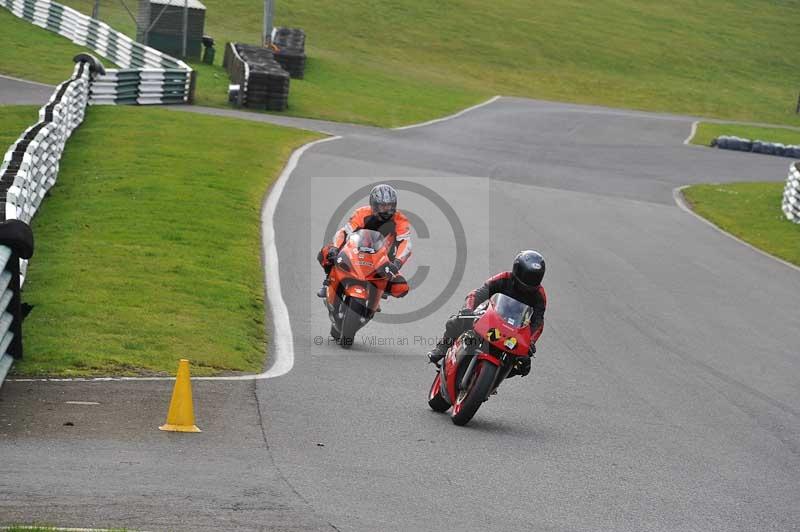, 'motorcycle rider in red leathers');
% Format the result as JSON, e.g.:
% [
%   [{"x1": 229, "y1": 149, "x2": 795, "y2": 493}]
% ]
[{"x1": 427, "y1": 250, "x2": 546, "y2": 377}]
